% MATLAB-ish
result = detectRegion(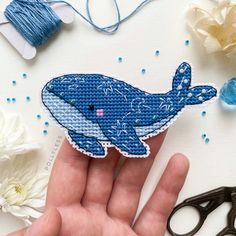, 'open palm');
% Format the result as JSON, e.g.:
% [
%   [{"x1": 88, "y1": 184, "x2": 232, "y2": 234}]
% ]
[{"x1": 10, "y1": 132, "x2": 189, "y2": 236}]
